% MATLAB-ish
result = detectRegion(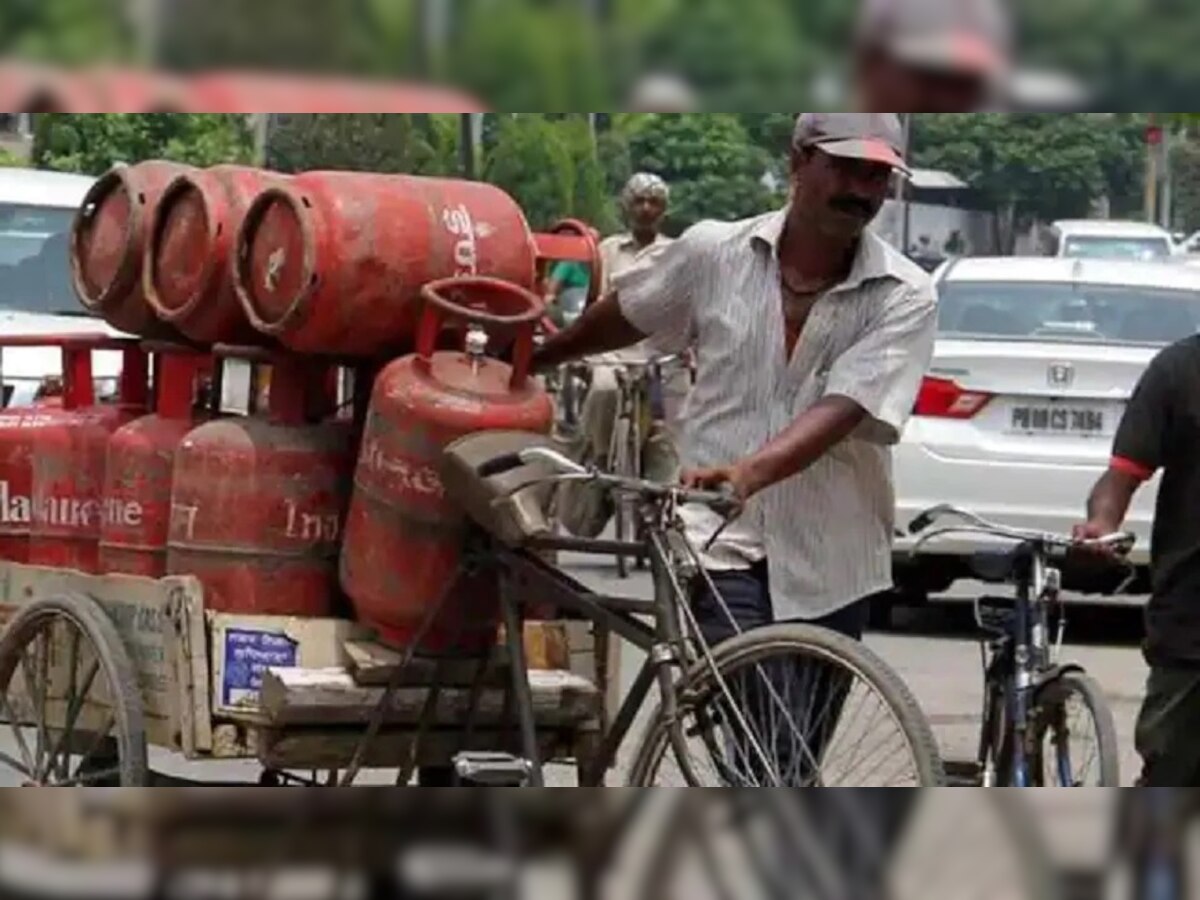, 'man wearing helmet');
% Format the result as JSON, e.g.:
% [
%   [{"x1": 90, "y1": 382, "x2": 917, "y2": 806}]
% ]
[{"x1": 557, "y1": 172, "x2": 684, "y2": 540}]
